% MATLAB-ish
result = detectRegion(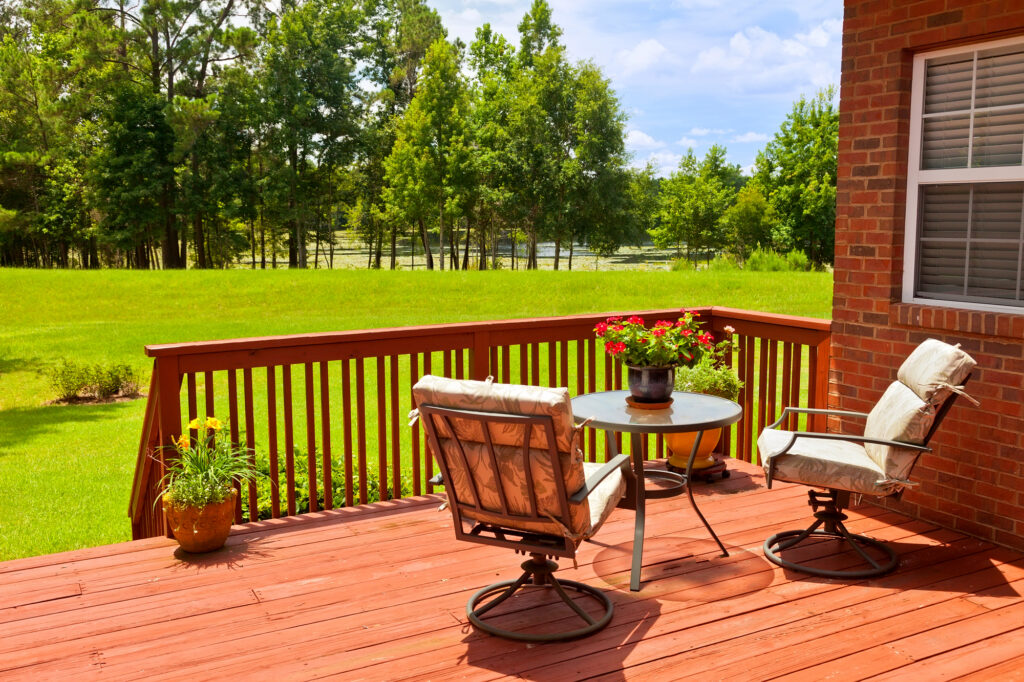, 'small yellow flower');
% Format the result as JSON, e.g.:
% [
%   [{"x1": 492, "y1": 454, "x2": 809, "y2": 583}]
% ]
[
  {"x1": 175, "y1": 434, "x2": 190, "y2": 450},
  {"x1": 187, "y1": 418, "x2": 201, "y2": 430},
  {"x1": 205, "y1": 417, "x2": 223, "y2": 431}
]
